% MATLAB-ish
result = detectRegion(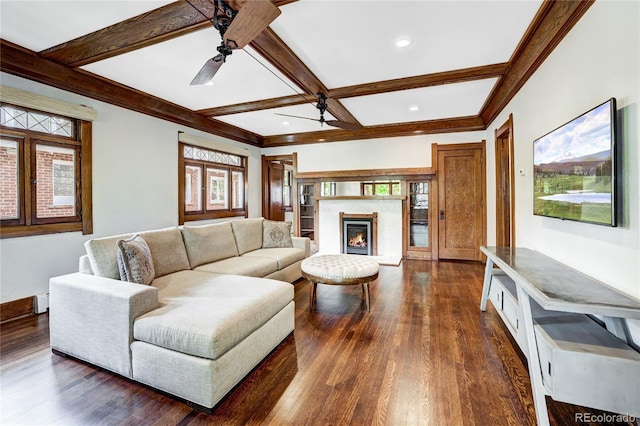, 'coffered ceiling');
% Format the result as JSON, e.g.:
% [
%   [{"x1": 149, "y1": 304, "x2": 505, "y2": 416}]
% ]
[{"x1": 0, "y1": 0, "x2": 593, "y2": 147}]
